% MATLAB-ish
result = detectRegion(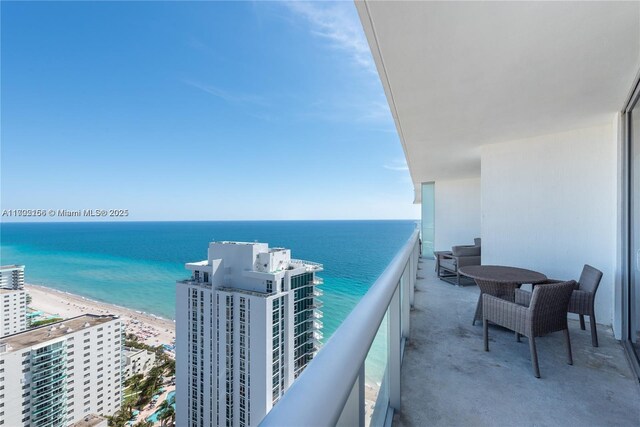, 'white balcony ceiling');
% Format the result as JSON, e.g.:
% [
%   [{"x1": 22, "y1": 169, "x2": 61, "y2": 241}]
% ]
[{"x1": 356, "y1": 1, "x2": 640, "y2": 201}]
